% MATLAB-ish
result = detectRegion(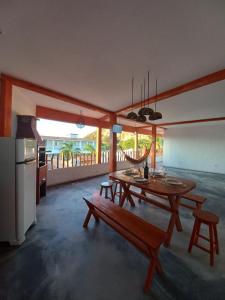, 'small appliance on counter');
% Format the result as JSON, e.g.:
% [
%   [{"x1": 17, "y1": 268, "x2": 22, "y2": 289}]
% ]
[
  {"x1": 38, "y1": 146, "x2": 46, "y2": 167},
  {"x1": 0, "y1": 138, "x2": 37, "y2": 245}
]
